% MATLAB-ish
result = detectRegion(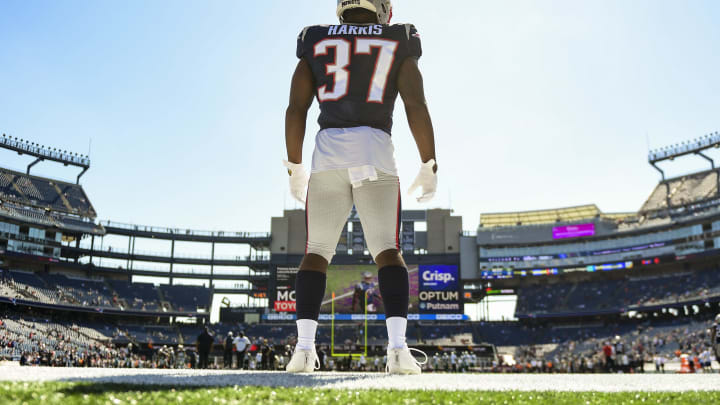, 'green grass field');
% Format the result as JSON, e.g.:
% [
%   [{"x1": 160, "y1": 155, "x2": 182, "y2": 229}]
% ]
[{"x1": 1, "y1": 383, "x2": 718, "y2": 405}]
